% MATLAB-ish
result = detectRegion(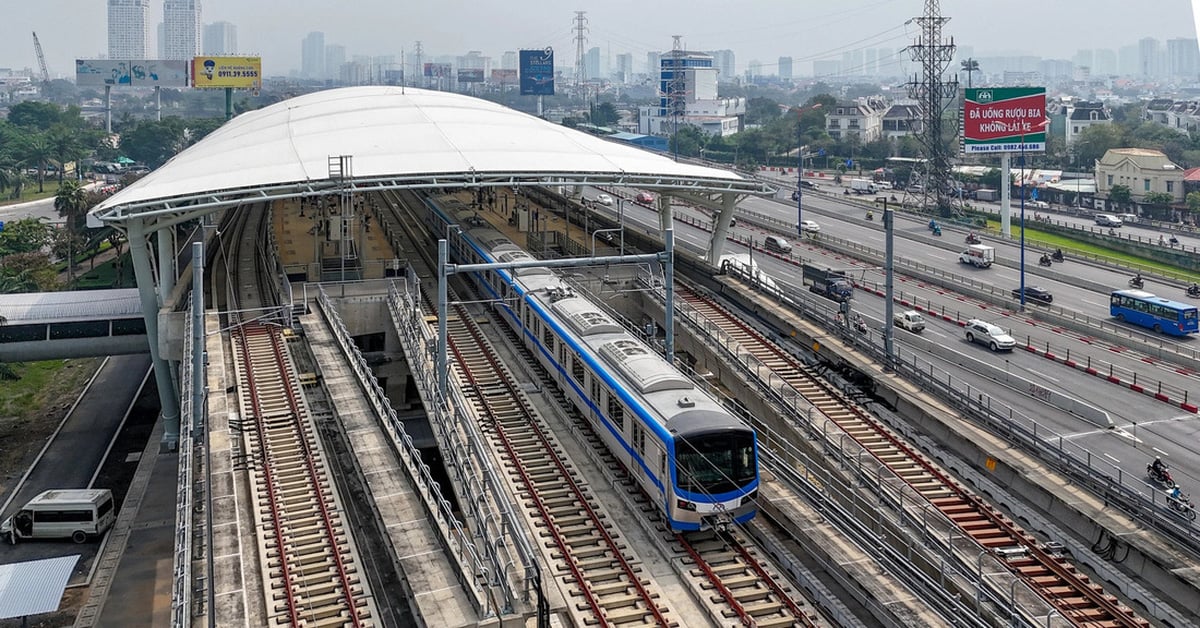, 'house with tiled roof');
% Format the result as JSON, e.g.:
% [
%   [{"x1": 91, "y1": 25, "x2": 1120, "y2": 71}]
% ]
[
  {"x1": 1095, "y1": 148, "x2": 1185, "y2": 213},
  {"x1": 825, "y1": 97, "x2": 887, "y2": 141},
  {"x1": 1064, "y1": 101, "x2": 1111, "y2": 147},
  {"x1": 880, "y1": 103, "x2": 922, "y2": 139}
]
